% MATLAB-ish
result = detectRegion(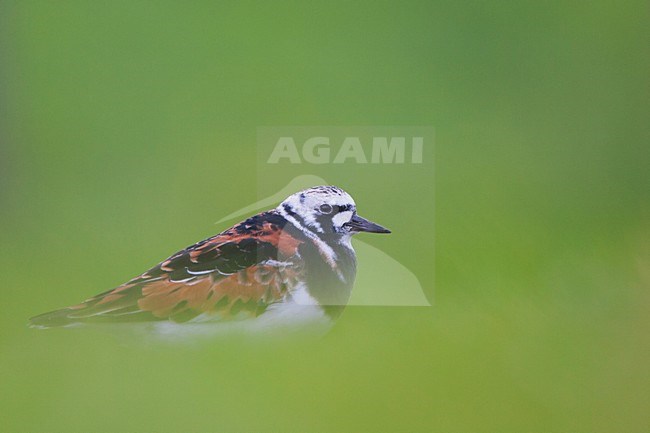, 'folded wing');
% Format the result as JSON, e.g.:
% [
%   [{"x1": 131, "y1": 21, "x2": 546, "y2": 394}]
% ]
[{"x1": 29, "y1": 212, "x2": 304, "y2": 328}]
